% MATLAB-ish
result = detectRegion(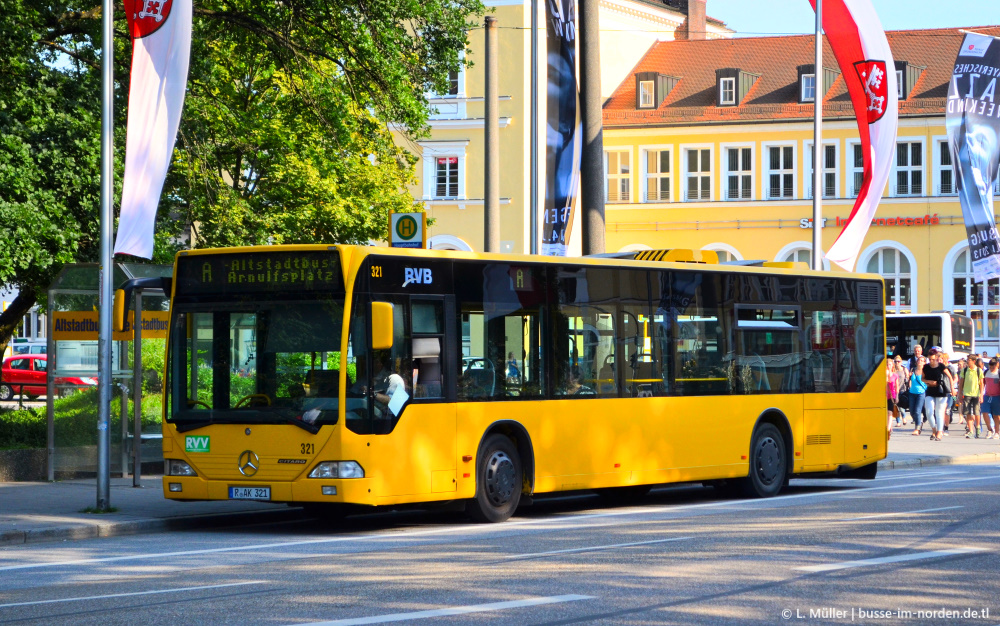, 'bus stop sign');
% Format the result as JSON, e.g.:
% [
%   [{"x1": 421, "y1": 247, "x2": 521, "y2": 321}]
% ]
[{"x1": 390, "y1": 212, "x2": 426, "y2": 249}]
